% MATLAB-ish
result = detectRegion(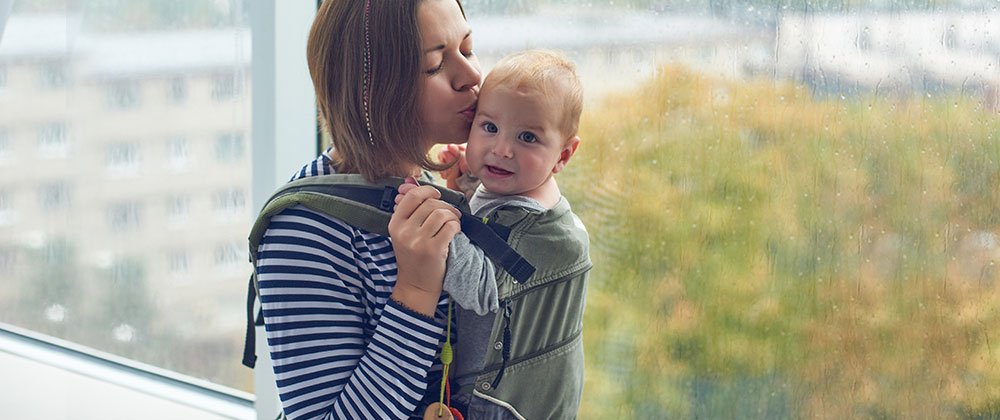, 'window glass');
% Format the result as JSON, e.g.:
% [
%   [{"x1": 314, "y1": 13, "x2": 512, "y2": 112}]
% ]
[
  {"x1": 0, "y1": 0, "x2": 252, "y2": 391},
  {"x1": 463, "y1": 1, "x2": 1000, "y2": 417},
  {"x1": 105, "y1": 80, "x2": 141, "y2": 110},
  {"x1": 168, "y1": 77, "x2": 187, "y2": 104}
]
